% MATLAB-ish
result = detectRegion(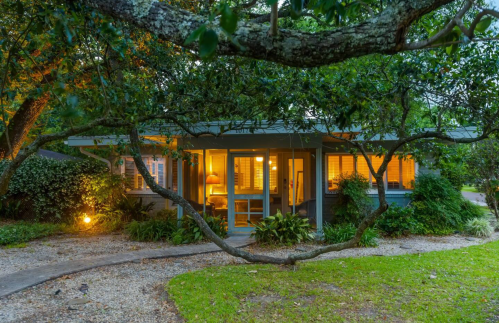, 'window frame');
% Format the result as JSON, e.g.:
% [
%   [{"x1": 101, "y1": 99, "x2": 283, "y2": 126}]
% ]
[
  {"x1": 325, "y1": 153, "x2": 417, "y2": 194},
  {"x1": 121, "y1": 155, "x2": 167, "y2": 194}
]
